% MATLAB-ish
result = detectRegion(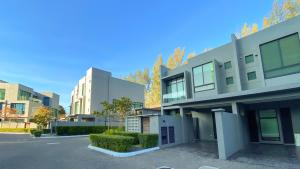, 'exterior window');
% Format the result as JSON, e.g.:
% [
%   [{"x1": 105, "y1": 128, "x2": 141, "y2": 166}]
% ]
[
  {"x1": 247, "y1": 71, "x2": 257, "y2": 81},
  {"x1": 132, "y1": 102, "x2": 143, "y2": 109},
  {"x1": 260, "y1": 33, "x2": 300, "y2": 79},
  {"x1": 226, "y1": 76, "x2": 234, "y2": 85},
  {"x1": 245, "y1": 54, "x2": 254, "y2": 64},
  {"x1": 224, "y1": 61, "x2": 232, "y2": 69},
  {"x1": 11, "y1": 103, "x2": 25, "y2": 115},
  {"x1": 163, "y1": 77, "x2": 185, "y2": 103},
  {"x1": 43, "y1": 97, "x2": 50, "y2": 106},
  {"x1": 0, "y1": 89, "x2": 5, "y2": 100},
  {"x1": 18, "y1": 90, "x2": 31, "y2": 100},
  {"x1": 74, "y1": 102, "x2": 79, "y2": 114},
  {"x1": 193, "y1": 62, "x2": 215, "y2": 92}
]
